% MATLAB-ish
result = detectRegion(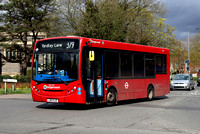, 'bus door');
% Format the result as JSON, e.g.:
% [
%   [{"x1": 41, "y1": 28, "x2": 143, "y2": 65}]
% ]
[{"x1": 86, "y1": 50, "x2": 104, "y2": 102}]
